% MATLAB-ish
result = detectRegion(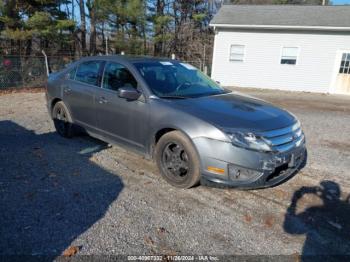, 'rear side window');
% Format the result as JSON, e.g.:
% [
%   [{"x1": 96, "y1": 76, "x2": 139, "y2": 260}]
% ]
[{"x1": 75, "y1": 61, "x2": 104, "y2": 86}]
